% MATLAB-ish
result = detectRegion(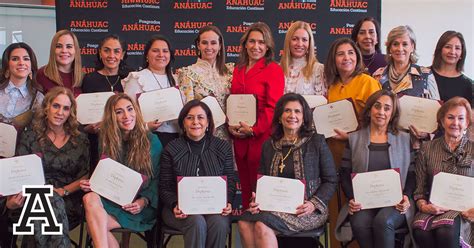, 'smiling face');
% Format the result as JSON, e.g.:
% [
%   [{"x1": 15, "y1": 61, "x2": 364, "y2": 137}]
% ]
[
  {"x1": 47, "y1": 94, "x2": 72, "y2": 129},
  {"x1": 289, "y1": 28, "x2": 309, "y2": 59},
  {"x1": 442, "y1": 106, "x2": 468, "y2": 140},
  {"x1": 114, "y1": 98, "x2": 136, "y2": 136},
  {"x1": 281, "y1": 100, "x2": 304, "y2": 134},
  {"x1": 55, "y1": 34, "x2": 76, "y2": 72},
  {"x1": 441, "y1": 36, "x2": 462, "y2": 67},
  {"x1": 335, "y1": 43, "x2": 357, "y2": 76},
  {"x1": 245, "y1": 31, "x2": 268, "y2": 64},
  {"x1": 370, "y1": 95, "x2": 393, "y2": 130},
  {"x1": 198, "y1": 30, "x2": 221, "y2": 64},
  {"x1": 99, "y1": 38, "x2": 124, "y2": 73},
  {"x1": 389, "y1": 34, "x2": 414, "y2": 65},
  {"x1": 8, "y1": 48, "x2": 31, "y2": 85},
  {"x1": 147, "y1": 40, "x2": 170, "y2": 73},
  {"x1": 183, "y1": 106, "x2": 209, "y2": 141},
  {"x1": 356, "y1": 21, "x2": 378, "y2": 55}
]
